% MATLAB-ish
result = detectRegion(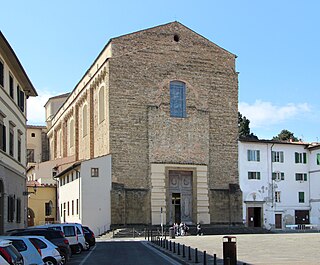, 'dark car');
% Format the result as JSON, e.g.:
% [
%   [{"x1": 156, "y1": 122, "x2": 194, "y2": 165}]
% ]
[
  {"x1": 6, "y1": 228, "x2": 71, "y2": 264},
  {"x1": 82, "y1": 226, "x2": 95, "y2": 247}
]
